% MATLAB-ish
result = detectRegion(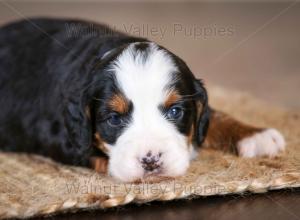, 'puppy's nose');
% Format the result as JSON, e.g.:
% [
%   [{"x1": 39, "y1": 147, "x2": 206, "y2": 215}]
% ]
[{"x1": 141, "y1": 151, "x2": 163, "y2": 172}]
